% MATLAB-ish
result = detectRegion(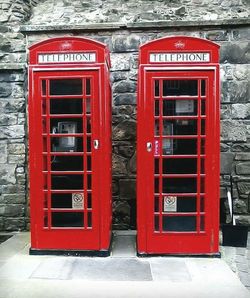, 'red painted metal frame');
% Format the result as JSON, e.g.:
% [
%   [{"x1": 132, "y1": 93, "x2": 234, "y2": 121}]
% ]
[
  {"x1": 28, "y1": 37, "x2": 112, "y2": 251},
  {"x1": 137, "y1": 36, "x2": 220, "y2": 255}
]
